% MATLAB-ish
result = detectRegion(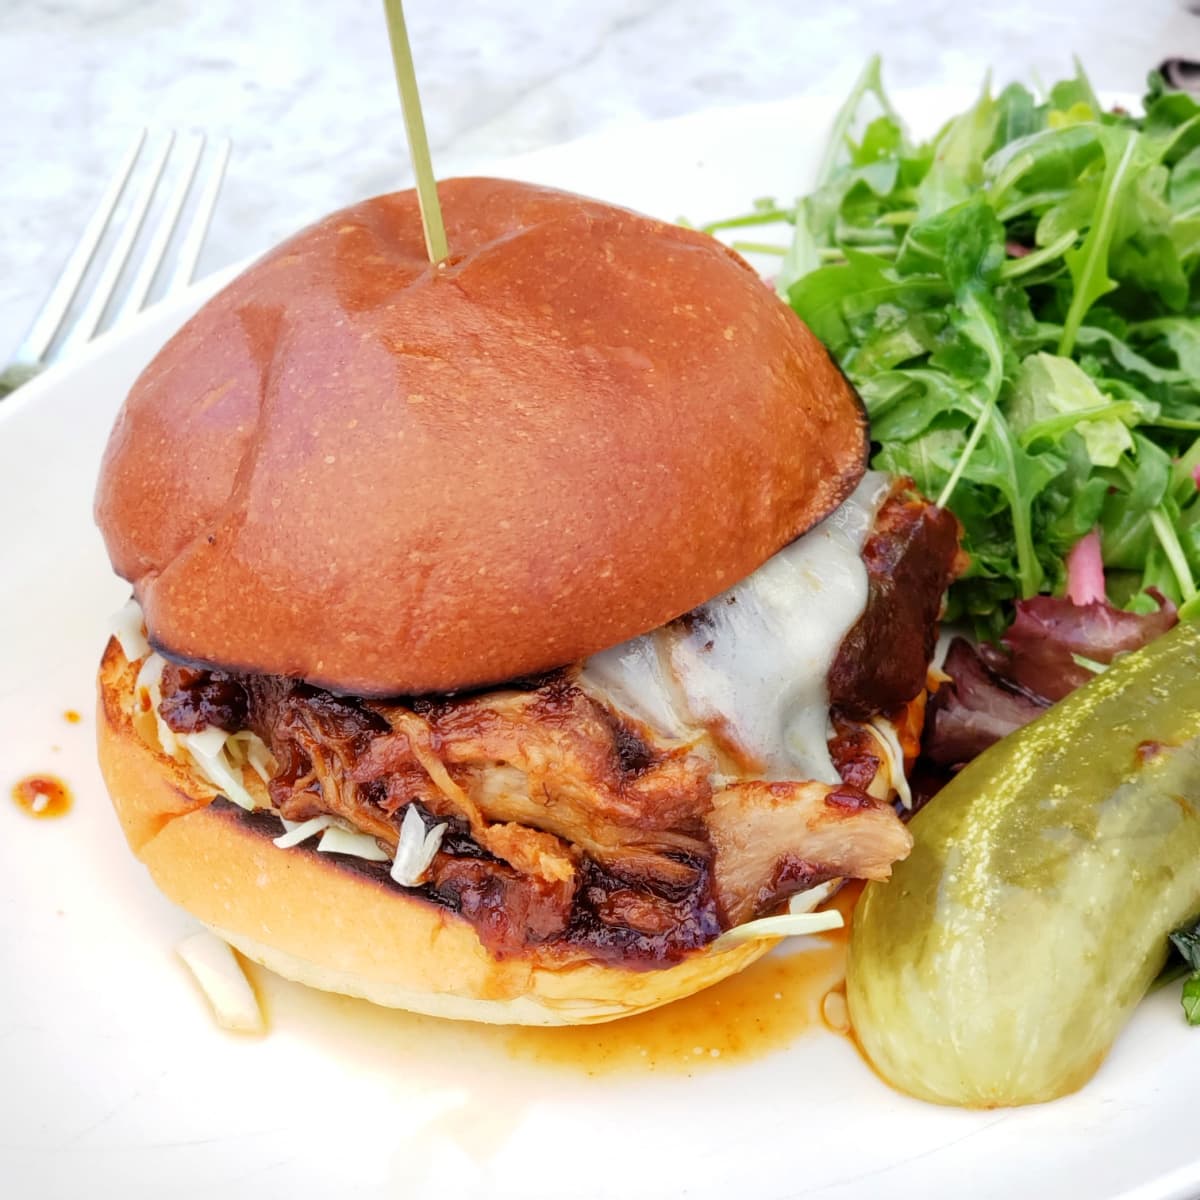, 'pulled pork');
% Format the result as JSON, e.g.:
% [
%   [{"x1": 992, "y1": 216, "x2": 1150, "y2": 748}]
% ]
[{"x1": 157, "y1": 481, "x2": 960, "y2": 968}]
